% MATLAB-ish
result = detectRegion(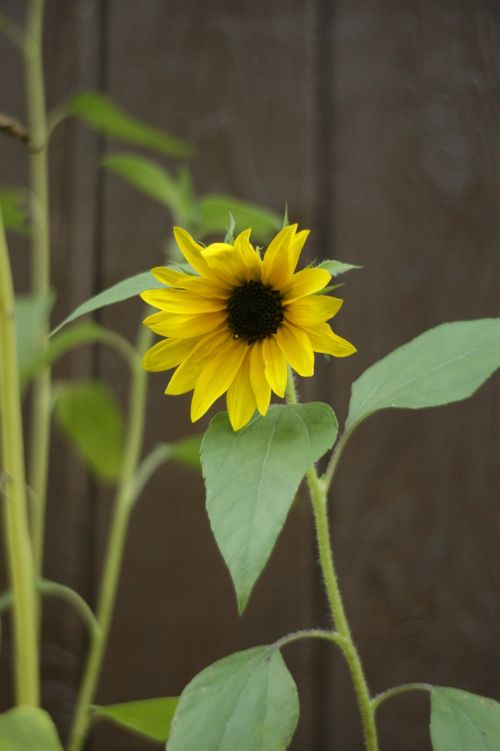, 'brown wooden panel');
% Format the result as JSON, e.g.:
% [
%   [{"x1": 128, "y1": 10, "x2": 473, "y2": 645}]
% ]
[{"x1": 328, "y1": 0, "x2": 500, "y2": 749}]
